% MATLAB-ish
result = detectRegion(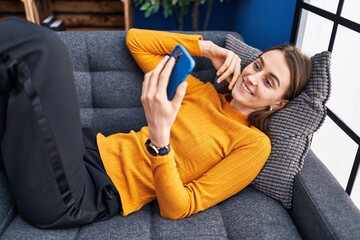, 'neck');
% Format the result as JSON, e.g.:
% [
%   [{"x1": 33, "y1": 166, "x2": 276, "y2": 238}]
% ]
[{"x1": 229, "y1": 98, "x2": 252, "y2": 116}]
